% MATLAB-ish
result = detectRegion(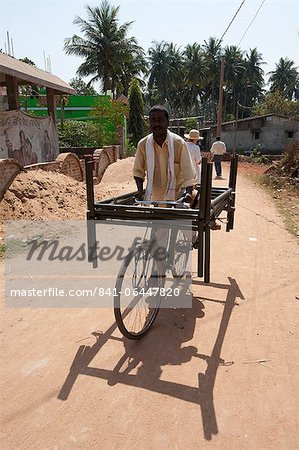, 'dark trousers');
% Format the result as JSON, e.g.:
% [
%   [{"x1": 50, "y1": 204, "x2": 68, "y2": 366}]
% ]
[{"x1": 214, "y1": 154, "x2": 222, "y2": 176}]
